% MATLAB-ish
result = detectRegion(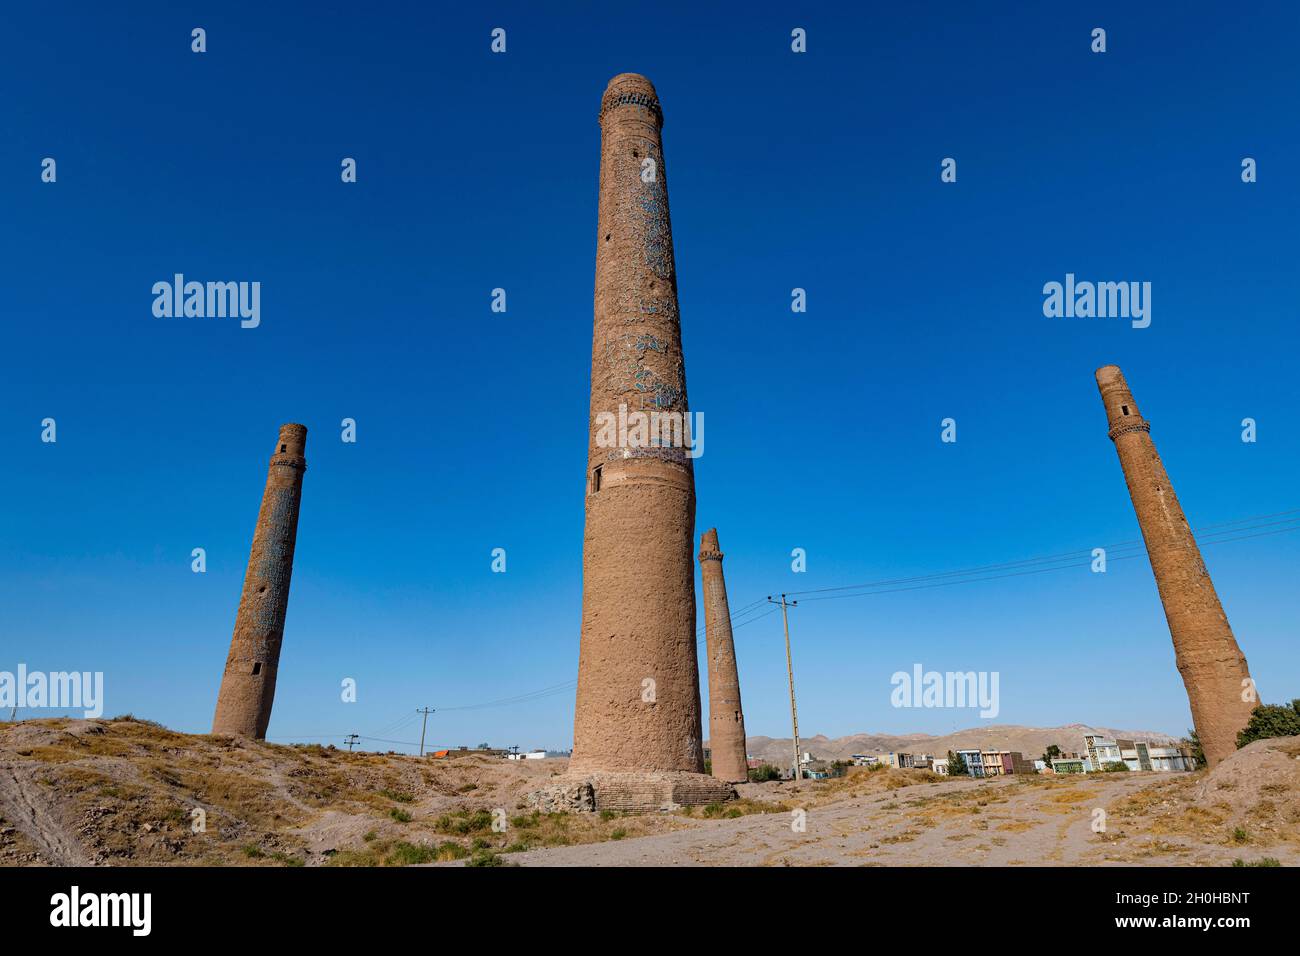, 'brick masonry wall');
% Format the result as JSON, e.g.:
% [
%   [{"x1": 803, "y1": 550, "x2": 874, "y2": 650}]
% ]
[
  {"x1": 699, "y1": 528, "x2": 749, "y2": 783},
  {"x1": 211, "y1": 423, "x2": 307, "y2": 738},
  {"x1": 1097, "y1": 366, "x2": 1254, "y2": 767},
  {"x1": 570, "y1": 73, "x2": 704, "y2": 775}
]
